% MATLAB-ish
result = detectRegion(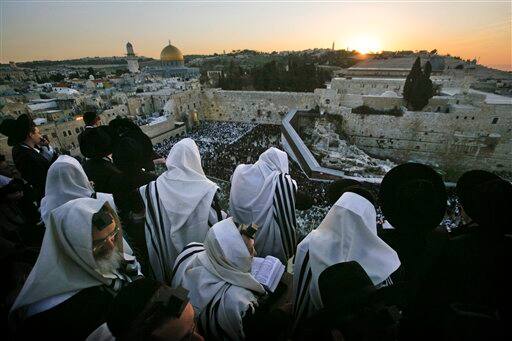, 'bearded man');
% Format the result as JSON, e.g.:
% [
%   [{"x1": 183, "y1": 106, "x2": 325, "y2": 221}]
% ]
[{"x1": 9, "y1": 198, "x2": 141, "y2": 340}]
